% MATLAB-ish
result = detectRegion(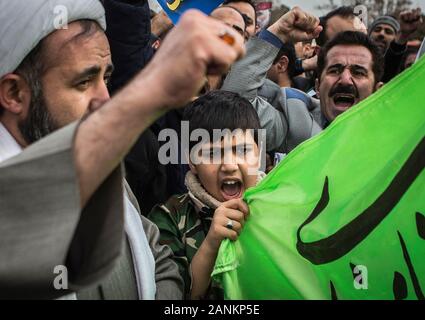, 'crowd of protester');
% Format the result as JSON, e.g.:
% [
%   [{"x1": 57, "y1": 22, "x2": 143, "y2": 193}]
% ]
[{"x1": 0, "y1": 0, "x2": 423, "y2": 299}]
